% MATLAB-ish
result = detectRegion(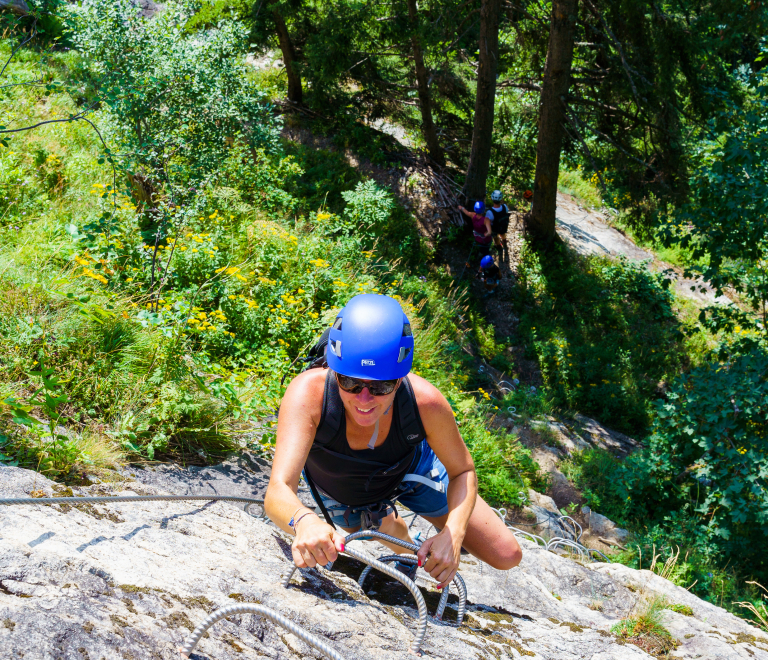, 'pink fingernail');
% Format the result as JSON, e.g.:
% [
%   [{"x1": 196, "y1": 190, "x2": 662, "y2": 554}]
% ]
[
  {"x1": 340, "y1": 544, "x2": 345, "y2": 552},
  {"x1": 418, "y1": 559, "x2": 422, "y2": 567}
]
